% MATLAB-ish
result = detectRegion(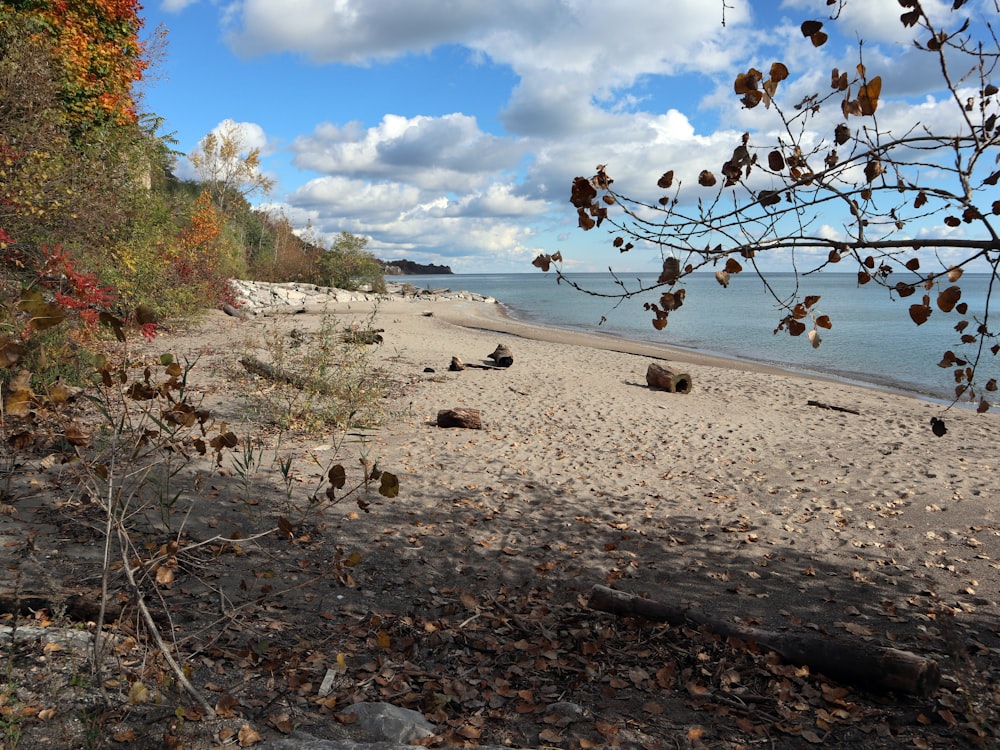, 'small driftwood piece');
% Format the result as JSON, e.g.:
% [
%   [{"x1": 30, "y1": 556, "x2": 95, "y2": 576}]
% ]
[
  {"x1": 587, "y1": 585, "x2": 939, "y2": 697},
  {"x1": 449, "y1": 355, "x2": 505, "y2": 371},
  {"x1": 342, "y1": 328, "x2": 384, "y2": 345},
  {"x1": 646, "y1": 362, "x2": 692, "y2": 394},
  {"x1": 437, "y1": 408, "x2": 482, "y2": 429},
  {"x1": 807, "y1": 399, "x2": 860, "y2": 415},
  {"x1": 488, "y1": 344, "x2": 514, "y2": 367}
]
